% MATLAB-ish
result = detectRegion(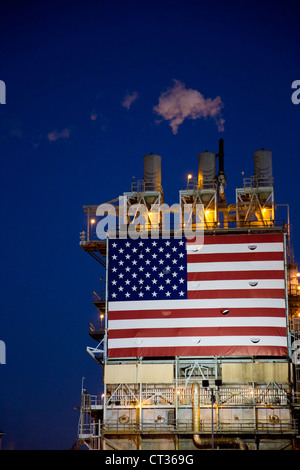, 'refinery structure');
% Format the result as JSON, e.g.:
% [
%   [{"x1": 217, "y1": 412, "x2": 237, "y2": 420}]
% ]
[{"x1": 78, "y1": 140, "x2": 300, "y2": 450}]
